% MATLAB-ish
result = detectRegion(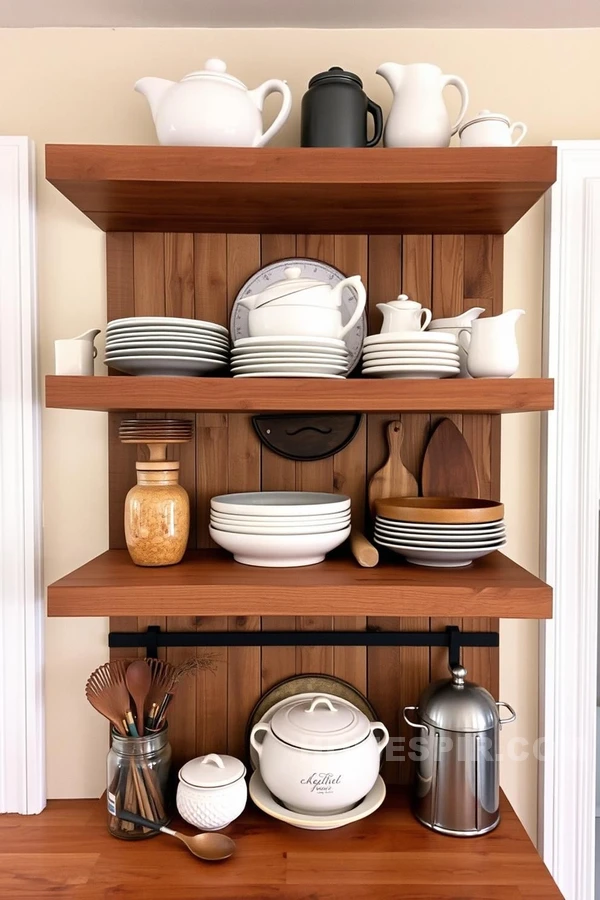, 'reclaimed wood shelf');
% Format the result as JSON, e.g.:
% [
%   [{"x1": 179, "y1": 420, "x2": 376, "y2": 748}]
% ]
[
  {"x1": 47, "y1": 549, "x2": 552, "y2": 618},
  {"x1": 45, "y1": 144, "x2": 557, "y2": 234},
  {"x1": 0, "y1": 790, "x2": 562, "y2": 898},
  {"x1": 45, "y1": 375, "x2": 554, "y2": 414}
]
